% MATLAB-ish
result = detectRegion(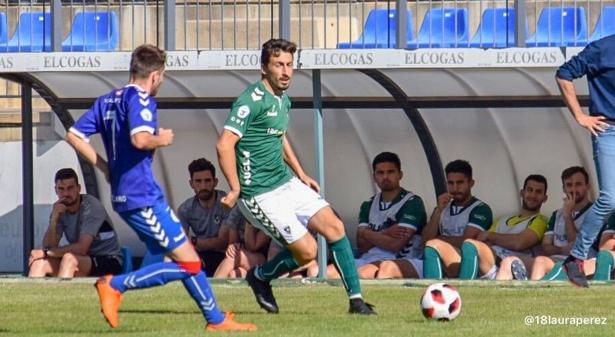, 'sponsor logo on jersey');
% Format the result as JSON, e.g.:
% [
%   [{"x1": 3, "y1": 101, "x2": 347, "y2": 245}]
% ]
[
  {"x1": 140, "y1": 108, "x2": 153, "y2": 122},
  {"x1": 283, "y1": 226, "x2": 291, "y2": 234},
  {"x1": 242, "y1": 151, "x2": 252, "y2": 185},
  {"x1": 473, "y1": 214, "x2": 487, "y2": 222},
  {"x1": 112, "y1": 195, "x2": 127, "y2": 203},
  {"x1": 237, "y1": 105, "x2": 250, "y2": 119},
  {"x1": 266, "y1": 106, "x2": 278, "y2": 117}
]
